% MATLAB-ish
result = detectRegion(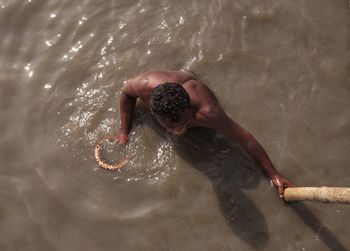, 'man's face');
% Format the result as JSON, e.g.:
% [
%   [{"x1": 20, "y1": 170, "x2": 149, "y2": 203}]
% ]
[{"x1": 157, "y1": 110, "x2": 190, "y2": 136}]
